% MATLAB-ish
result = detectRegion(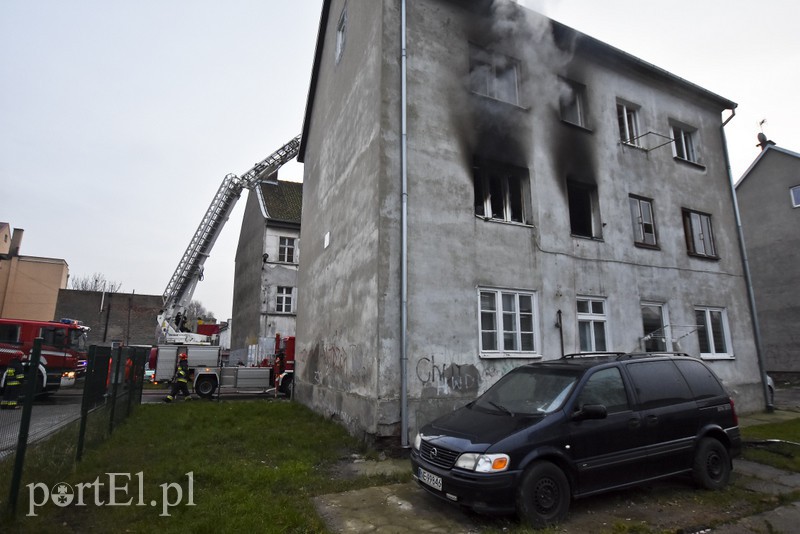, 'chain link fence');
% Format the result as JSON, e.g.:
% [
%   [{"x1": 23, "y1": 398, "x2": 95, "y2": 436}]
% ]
[{"x1": 1, "y1": 342, "x2": 148, "y2": 517}]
